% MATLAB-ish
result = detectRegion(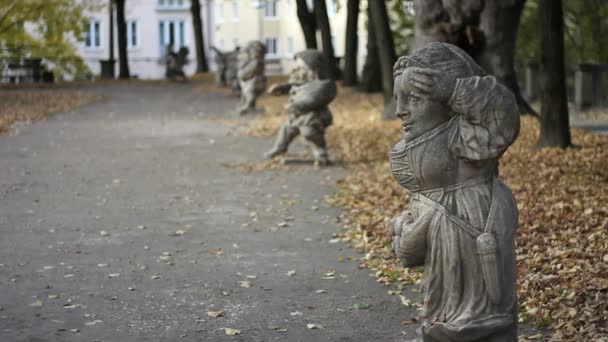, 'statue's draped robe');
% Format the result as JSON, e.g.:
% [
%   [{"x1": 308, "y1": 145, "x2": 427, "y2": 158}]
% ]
[{"x1": 390, "y1": 76, "x2": 520, "y2": 342}]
